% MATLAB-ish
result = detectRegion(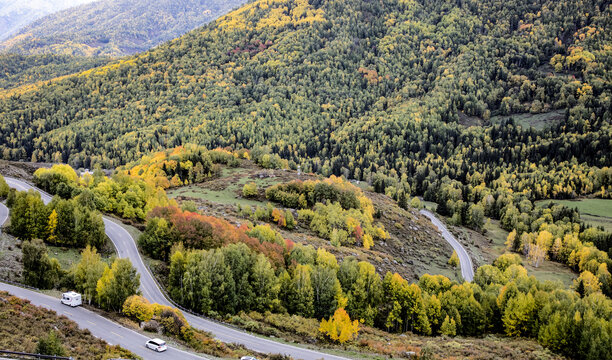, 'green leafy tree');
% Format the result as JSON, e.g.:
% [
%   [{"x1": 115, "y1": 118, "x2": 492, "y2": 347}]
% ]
[
  {"x1": 96, "y1": 258, "x2": 140, "y2": 312},
  {"x1": 22, "y1": 239, "x2": 62, "y2": 289},
  {"x1": 9, "y1": 190, "x2": 47, "y2": 240},
  {"x1": 139, "y1": 217, "x2": 173, "y2": 260},
  {"x1": 311, "y1": 265, "x2": 341, "y2": 319},
  {"x1": 75, "y1": 208, "x2": 106, "y2": 249},
  {"x1": 73, "y1": 246, "x2": 107, "y2": 304},
  {"x1": 168, "y1": 246, "x2": 187, "y2": 303},
  {"x1": 346, "y1": 261, "x2": 383, "y2": 326},
  {"x1": 53, "y1": 199, "x2": 76, "y2": 245},
  {"x1": 288, "y1": 264, "x2": 315, "y2": 317},
  {"x1": 410, "y1": 197, "x2": 422, "y2": 209},
  {"x1": 251, "y1": 253, "x2": 279, "y2": 312},
  {"x1": 502, "y1": 292, "x2": 537, "y2": 337},
  {"x1": 0, "y1": 175, "x2": 9, "y2": 198},
  {"x1": 221, "y1": 243, "x2": 255, "y2": 312}
]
